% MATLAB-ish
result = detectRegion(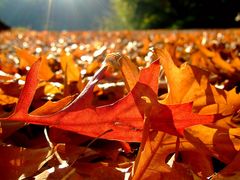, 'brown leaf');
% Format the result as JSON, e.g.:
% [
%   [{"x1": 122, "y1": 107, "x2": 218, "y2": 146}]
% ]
[
  {"x1": 217, "y1": 151, "x2": 240, "y2": 176},
  {"x1": 0, "y1": 145, "x2": 51, "y2": 179},
  {"x1": 90, "y1": 166, "x2": 124, "y2": 180},
  {"x1": 0, "y1": 120, "x2": 25, "y2": 139}
]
